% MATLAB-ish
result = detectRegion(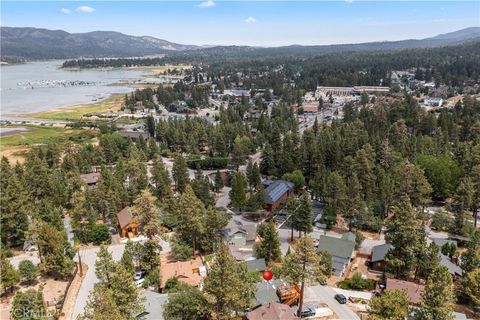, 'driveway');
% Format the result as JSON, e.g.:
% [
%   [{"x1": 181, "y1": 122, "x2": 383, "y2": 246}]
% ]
[
  {"x1": 72, "y1": 244, "x2": 126, "y2": 319},
  {"x1": 307, "y1": 285, "x2": 360, "y2": 320},
  {"x1": 216, "y1": 186, "x2": 231, "y2": 209},
  {"x1": 9, "y1": 252, "x2": 40, "y2": 268}
]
